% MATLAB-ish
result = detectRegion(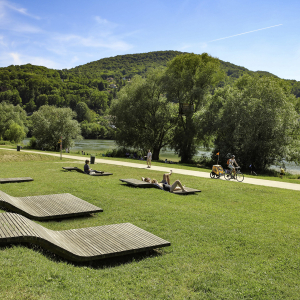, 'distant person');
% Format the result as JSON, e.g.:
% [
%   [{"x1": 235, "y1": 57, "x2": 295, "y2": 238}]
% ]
[
  {"x1": 280, "y1": 167, "x2": 285, "y2": 179},
  {"x1": 84, "y1": 160, "x2": 93, "y2": 174},
  {"x1": 250, "y1": 163, "x2": 257, "y2": 175},
  {"x1": 147, "y1": 150, "x2": 152, "y2": 168}
]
